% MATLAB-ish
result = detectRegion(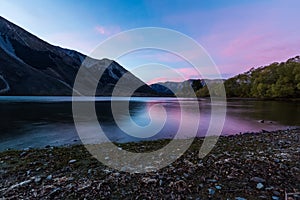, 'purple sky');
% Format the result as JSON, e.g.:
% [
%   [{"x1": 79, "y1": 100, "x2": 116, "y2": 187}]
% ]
[{"x1": 1, "y1": 0, "x2": 299, "y2": 83}]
